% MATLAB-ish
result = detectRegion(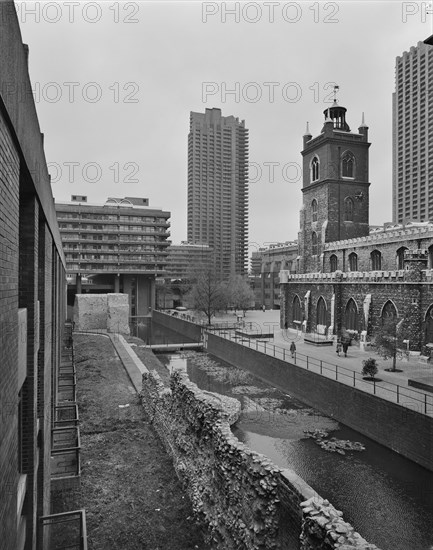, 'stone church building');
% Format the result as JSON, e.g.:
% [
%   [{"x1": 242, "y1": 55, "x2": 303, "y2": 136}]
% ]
[{"x1": 280, "y1": 101, "x2": 433, "y2": 355}]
